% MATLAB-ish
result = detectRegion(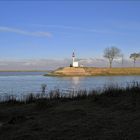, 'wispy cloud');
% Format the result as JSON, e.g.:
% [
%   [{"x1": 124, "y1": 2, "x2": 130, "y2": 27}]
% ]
[
  {"x1": 45, "y1": 25, "x2": 98, "y2": 32},
  {"x1": 34, "y1": 24, "x2": 101, "y2": 32},
  {"x1": 33, "y1": 24, "x2": 122, "y2": 35},
  {"x1": 0, "y1": 26, "x2": 52, "y2": 37}
]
